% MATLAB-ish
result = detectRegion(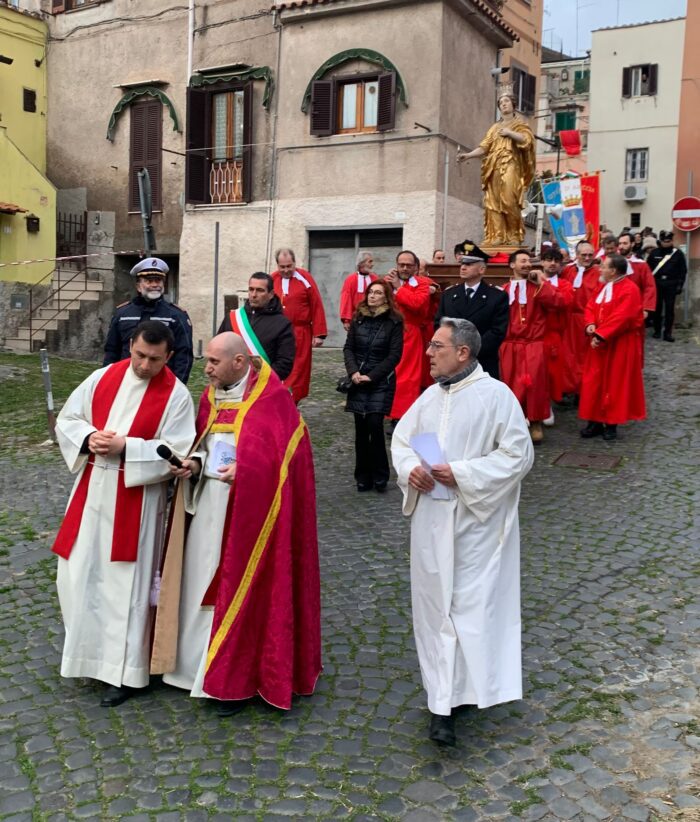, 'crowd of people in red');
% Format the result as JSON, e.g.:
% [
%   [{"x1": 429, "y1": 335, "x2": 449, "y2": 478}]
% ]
[{"x1": 218, "y1": 232, "x2": 682, "y2": 493}]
